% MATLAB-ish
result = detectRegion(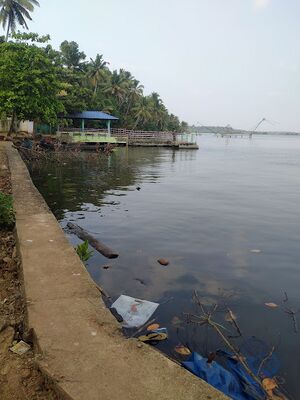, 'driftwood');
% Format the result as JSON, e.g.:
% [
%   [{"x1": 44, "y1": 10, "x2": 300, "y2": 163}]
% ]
[{"x1": 67, "y1": 222, "x2": 119, "y2": 259}]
